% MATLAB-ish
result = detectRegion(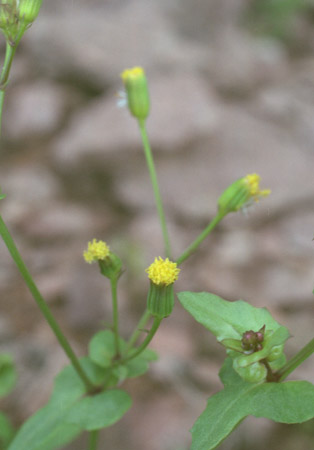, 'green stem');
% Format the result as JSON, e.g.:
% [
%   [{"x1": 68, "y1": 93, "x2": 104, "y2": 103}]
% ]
[
  {"x1": 110, "y1": 277, "x2": 120, "y2": 357},
  {"x1": 119, "y1": 317, "x2": 161, "y2": 364},
  {"x1": 277, "y1": 338, "x2": 314, "y2": 382},
  {"x1": 88, "y1": 430, "x2": 99, "y2": 450},
  {"x1": 126, "y1": 309, "x2": 151, "y2": 352},
  {"x1": 138, "y1": 119, "x2": 171, "y2": 258},
  {"x1": 176, "y1": 212, "x2": 225, "y2": 265},
  {"x1": 0, "y1": 42, "x2": 17, "y2": 138},
  {"x1": 0, "y1": 215, "x2": 94, "y2": 391}
]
